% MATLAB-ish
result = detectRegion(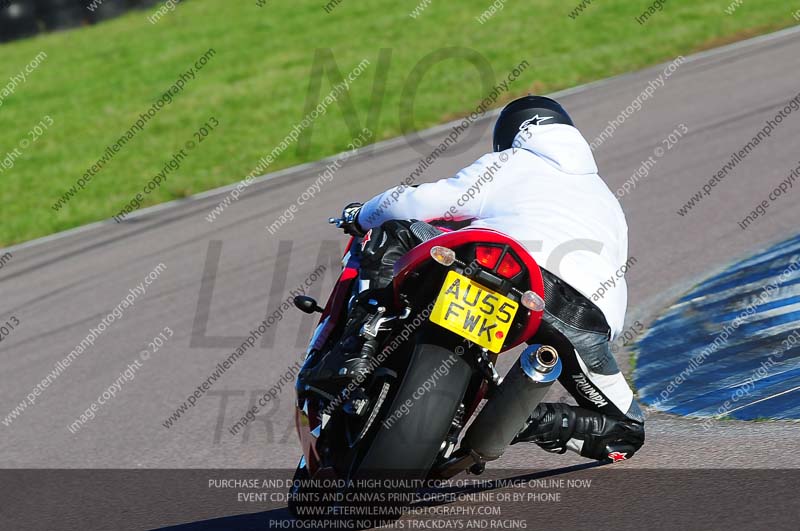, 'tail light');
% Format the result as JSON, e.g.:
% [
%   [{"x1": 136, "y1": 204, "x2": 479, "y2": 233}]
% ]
[
  {"x1": 497, "y1": 253, "x2": 522, "y2": 279},
  {"x1": 476, "y1": 245, "x2": 523, "y2": 279},
  {"x1": 475, "y1": 246, "x2": 502, "y2": 269}
]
